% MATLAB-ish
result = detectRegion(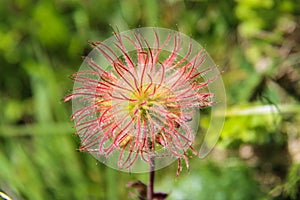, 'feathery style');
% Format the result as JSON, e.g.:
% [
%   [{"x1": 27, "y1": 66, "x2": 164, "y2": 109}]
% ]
[{"x1": 65, "y1": 28, "x2": 215, "y2": 173}]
